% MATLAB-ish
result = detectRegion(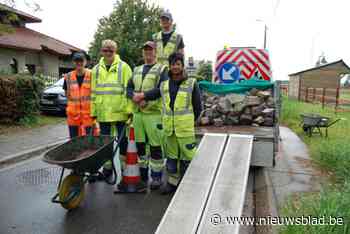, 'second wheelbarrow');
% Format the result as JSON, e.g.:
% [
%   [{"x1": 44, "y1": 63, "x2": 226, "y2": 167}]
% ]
[{"x1": 300, "y1": 113, "x2": 342, "y2": 137}]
